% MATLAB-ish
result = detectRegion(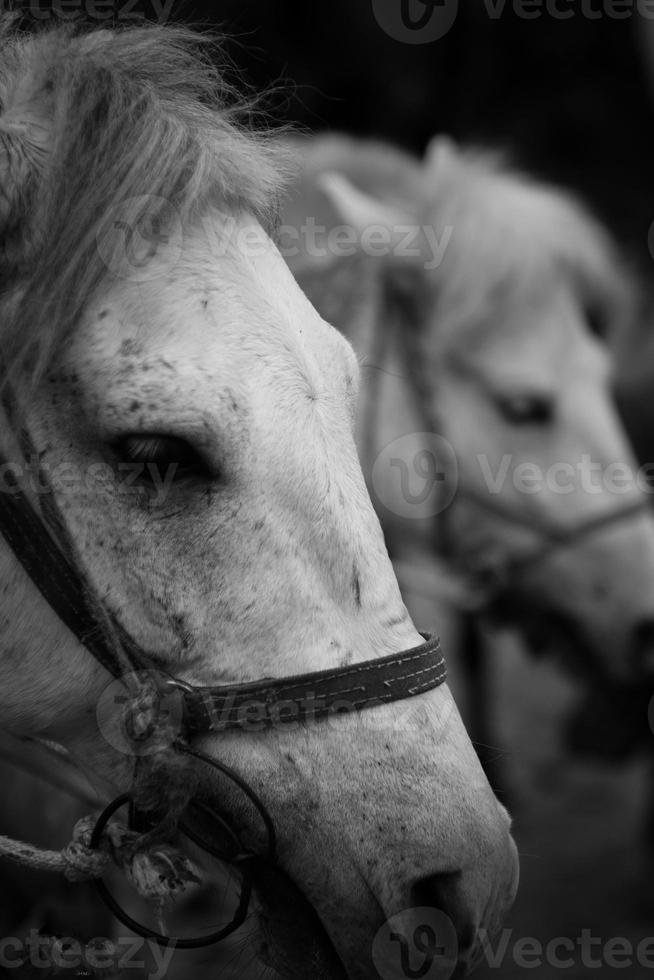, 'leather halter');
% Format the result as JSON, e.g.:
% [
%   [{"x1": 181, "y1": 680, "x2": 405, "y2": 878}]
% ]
[
  {"x1": 447, "y1": 482, "x2": 651, "y2": 599},
  {"x1": 0, "y1": 438, "x2": 446, "y2": 945},
  {"x1": 0, "y1": 450, "x2": 446, "y2": 732},
  {"x1": 370, "y1": 301, "x2": 653, "y2": 610}
]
